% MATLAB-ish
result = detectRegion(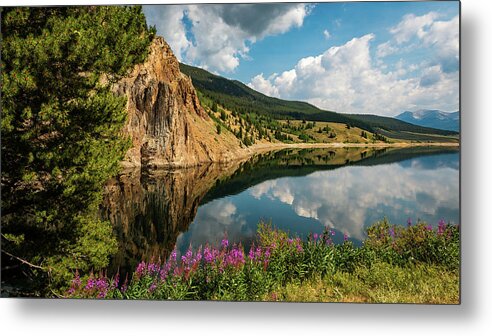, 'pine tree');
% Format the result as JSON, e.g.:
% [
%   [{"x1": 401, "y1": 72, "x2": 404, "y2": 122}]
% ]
[{"x1": 1, "y1": 6, "x2": 155, "y2": 293}]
